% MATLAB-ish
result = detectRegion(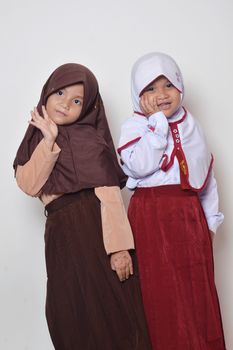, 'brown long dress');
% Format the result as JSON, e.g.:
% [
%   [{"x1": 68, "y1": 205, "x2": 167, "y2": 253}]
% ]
[{"x1": 45, "y1": 190, "x2": 152, "y2": 350}]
